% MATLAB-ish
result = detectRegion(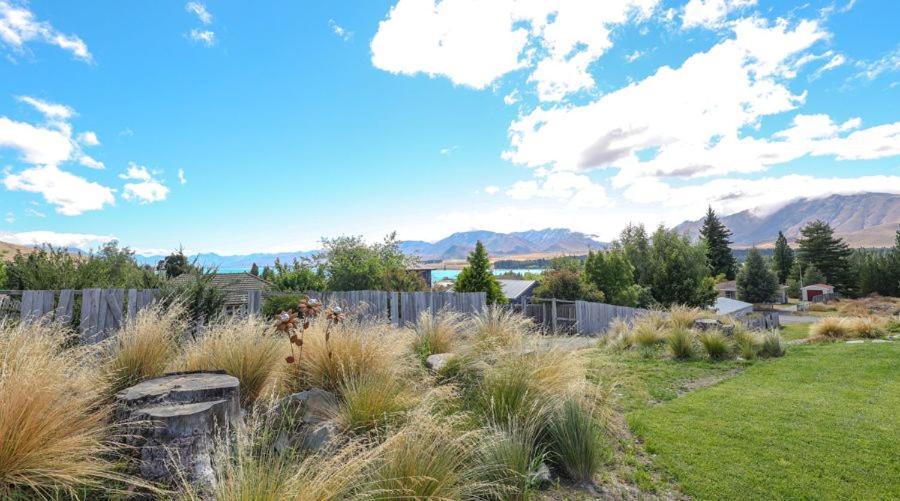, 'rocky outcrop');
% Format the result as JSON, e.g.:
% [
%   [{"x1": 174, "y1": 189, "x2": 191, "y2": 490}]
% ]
[{"x1": 425, "y1": 353, "x2": 455, "y2": 372}]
